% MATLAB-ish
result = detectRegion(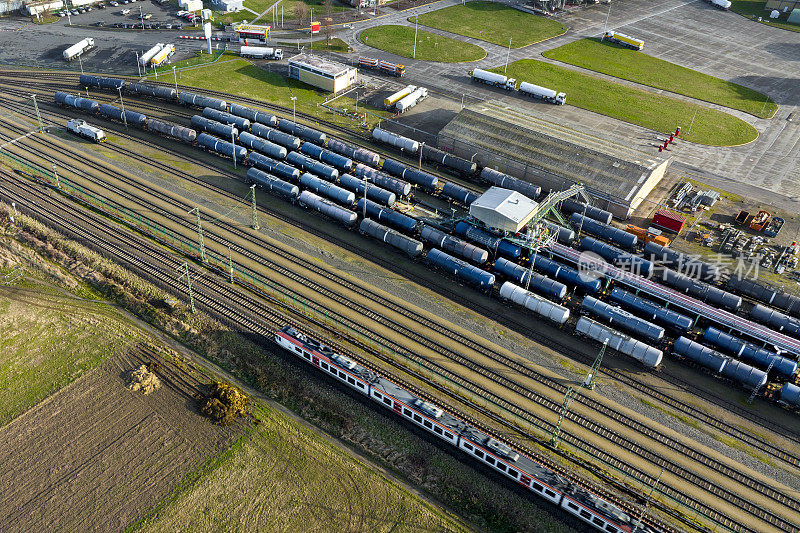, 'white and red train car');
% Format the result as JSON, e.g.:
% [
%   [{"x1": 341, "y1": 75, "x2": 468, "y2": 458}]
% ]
[{"x1": 275, "y1": 325, "x2": 650, "y2": 533}]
